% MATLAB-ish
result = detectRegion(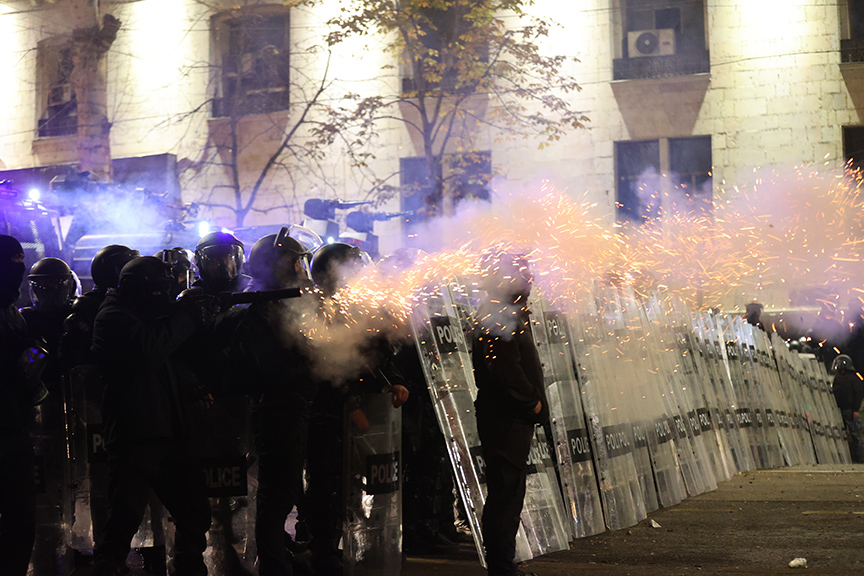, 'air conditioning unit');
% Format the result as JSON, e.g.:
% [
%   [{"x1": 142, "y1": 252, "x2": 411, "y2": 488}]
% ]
[{"x1": 628, "y1": 29, "x2": 675, "y2": 58}]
